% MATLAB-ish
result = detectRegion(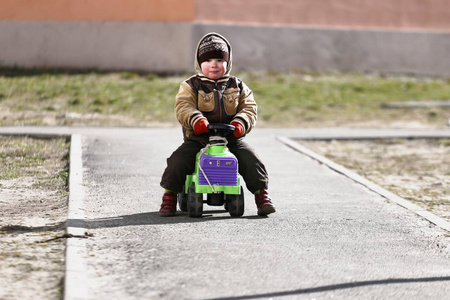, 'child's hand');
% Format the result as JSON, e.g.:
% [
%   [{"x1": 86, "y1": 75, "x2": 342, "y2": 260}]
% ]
[
  {"x1": 231, "y1": 121, "x2": 244, "y2": 137},
  {"x1": 193, "y1": 119, "x2": 209, "y2": 135}
]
